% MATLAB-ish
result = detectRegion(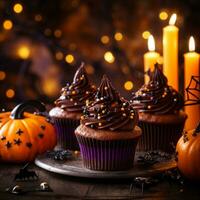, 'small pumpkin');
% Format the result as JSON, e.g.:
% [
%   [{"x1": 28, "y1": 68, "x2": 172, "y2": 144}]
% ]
[
  {"x1": 176, "y1": 123, "x2": 200, "y2": 180},
  {"x1": 0, "y1": 100, "x2": 56, "y2": 163}
]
